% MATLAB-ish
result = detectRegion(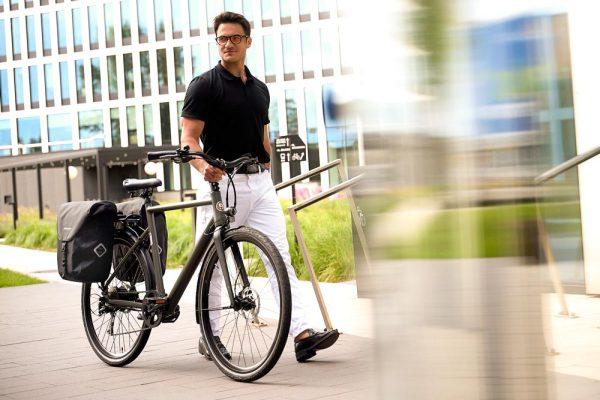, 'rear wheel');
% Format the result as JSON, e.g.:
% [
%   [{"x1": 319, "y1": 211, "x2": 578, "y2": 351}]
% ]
[
  {"x1": 81, "y1": 230, "x2": 155, "y2": 367},
  {"x1": 198, "y1": 227, "x2": 291, "y2": 382}
]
